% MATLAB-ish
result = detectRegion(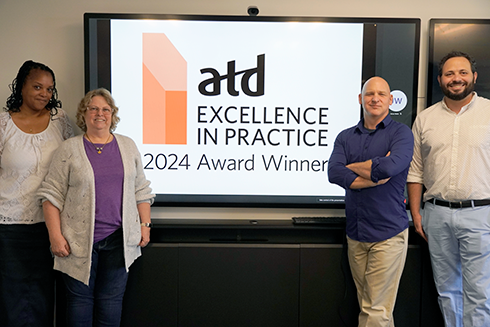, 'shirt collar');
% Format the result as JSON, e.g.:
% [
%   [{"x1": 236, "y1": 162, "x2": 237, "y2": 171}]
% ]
[
  {"x1": 356, "y1": 114, "x2": 393, "y2": 133},
  {"x1": 441, "y1": 92, "x2": 478, "y2": 115}
]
